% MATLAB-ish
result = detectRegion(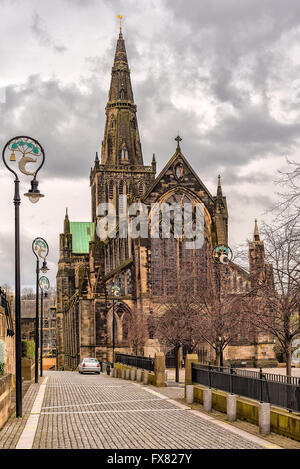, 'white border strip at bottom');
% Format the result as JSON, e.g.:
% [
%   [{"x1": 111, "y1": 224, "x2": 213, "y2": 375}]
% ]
[{"x1": 16, "y1": 376, "x2": 49, "y2": 450}]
